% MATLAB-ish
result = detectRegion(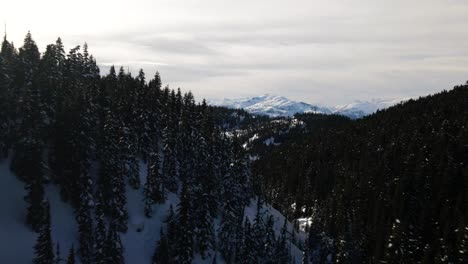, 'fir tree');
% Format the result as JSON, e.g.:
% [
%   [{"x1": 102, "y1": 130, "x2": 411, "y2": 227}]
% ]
[
  {"x1": 33, "y1": 201, "x2": 54, "y2": 264},
  {"x1": 301, "y1": 249, "x2": 309, "y2": 264},
  {"x1": 104, "y1": 222, "x2": 124, "y2": 264},
  {"x1": 55, "y1": 243, "x2": 61, "y2": 264},
  {"x1": 94, "y1": 192, "x2": 107, "y2": 264},
  {"x1": 175, "y1": 182, "x2": 194, "y2": 263},
  {"x1": 66, "y1": 245, "x2": 75, "y2": 264},
  {"x1": 165, "y1": 205, "x2": 177, "y2": 262},
  {"x1": 144, "y1": 148, "x2": 163, "y2": 217},
  {"x1": 153, "y1": 228, "x2": 169, "y2": 264},
  {"x1": 25, "y1": 176, "x2": 45, "y2": 232},
  {"x1": 276, "y1": 218, "x2": 290, "y2": 264},
  {"x1": 76, "y1": 171, "x2": 94, "y2": 263},
  {"x1": 240, "y1": 217, "x2": 257, "y2": 264}
]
